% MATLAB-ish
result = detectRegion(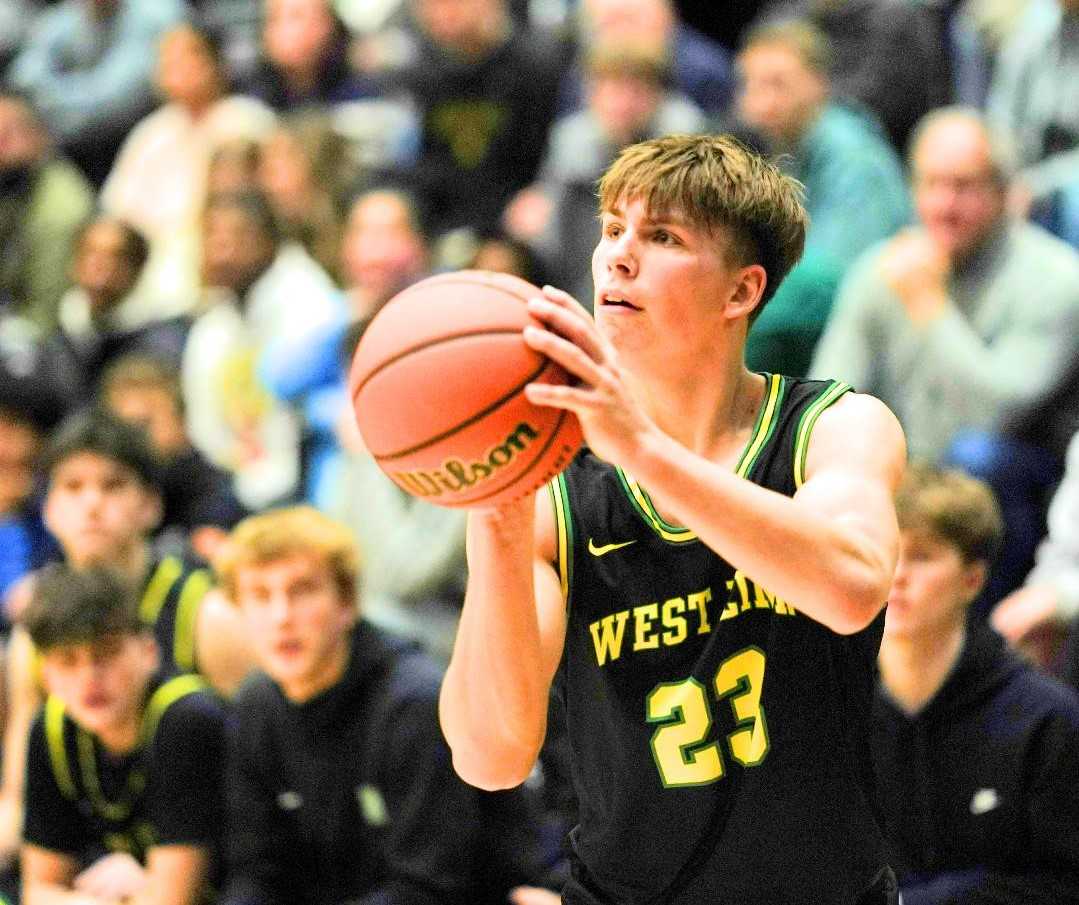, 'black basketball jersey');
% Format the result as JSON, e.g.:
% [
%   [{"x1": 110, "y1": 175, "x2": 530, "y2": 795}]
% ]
[
  {"x1": 548, "y1": 375, "x2": 891, "y2": 905},
  {"x1": 140, "y1": 555, "x2": 211, "y2": 674},
  {"x1": 35, "y1": 674, "x2": 212, "y2": 862}
]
